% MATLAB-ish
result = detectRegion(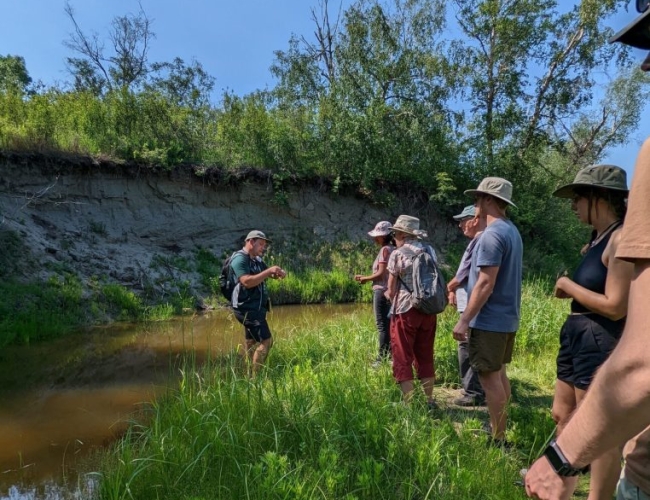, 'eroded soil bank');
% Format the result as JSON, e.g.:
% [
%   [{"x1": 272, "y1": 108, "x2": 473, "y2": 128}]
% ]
[{"x1": 0, "y1": 152, "x2": 454, "y2": 304}]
